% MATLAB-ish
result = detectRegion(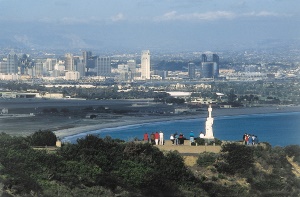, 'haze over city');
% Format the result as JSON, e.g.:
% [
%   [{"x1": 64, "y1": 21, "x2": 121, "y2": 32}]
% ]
[{"x1": 1, "y1": 0, "x2": 299, "y2": 52}]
